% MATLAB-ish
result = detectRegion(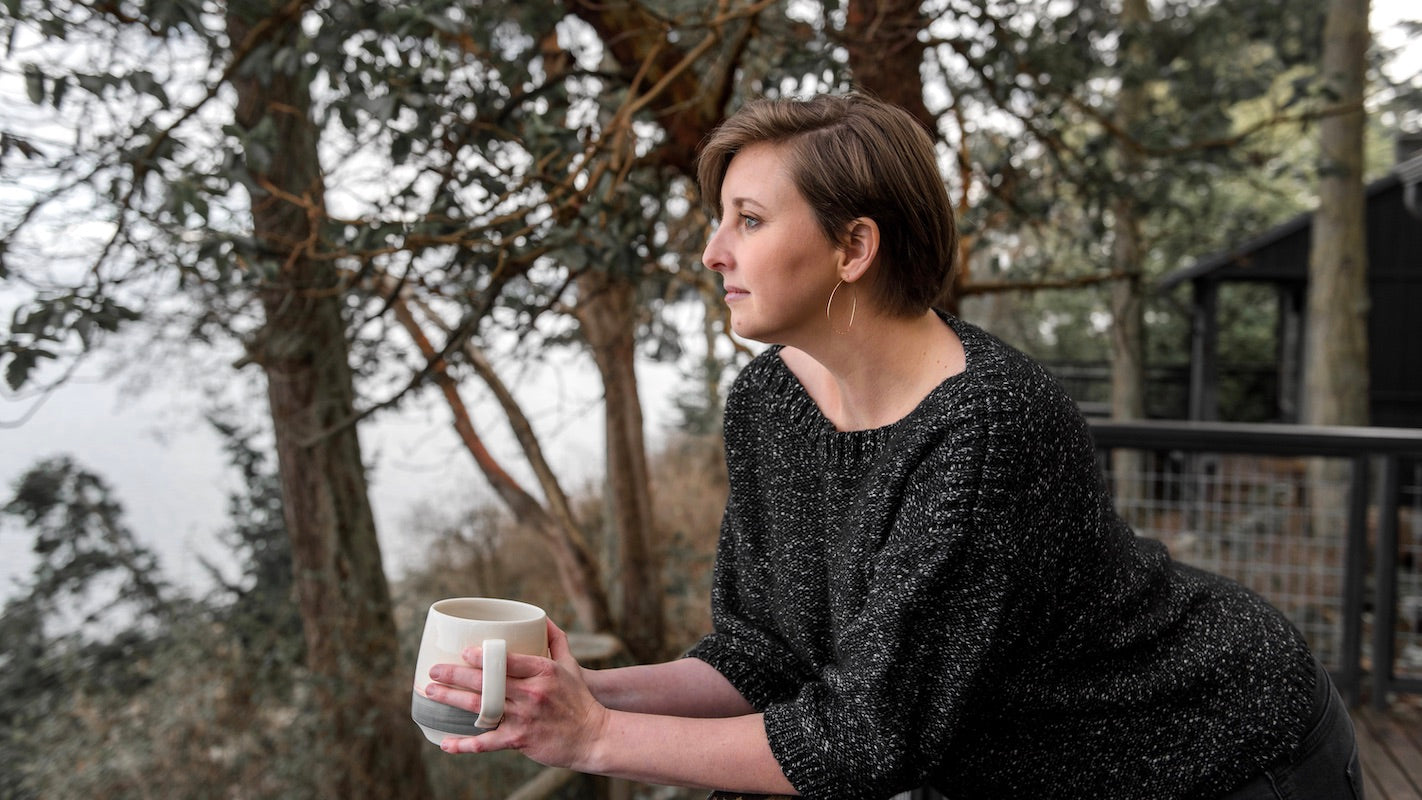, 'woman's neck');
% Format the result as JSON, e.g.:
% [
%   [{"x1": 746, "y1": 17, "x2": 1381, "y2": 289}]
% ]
[{"x1": 779, "y1": 310, "x2": 965, "y2": 432}]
